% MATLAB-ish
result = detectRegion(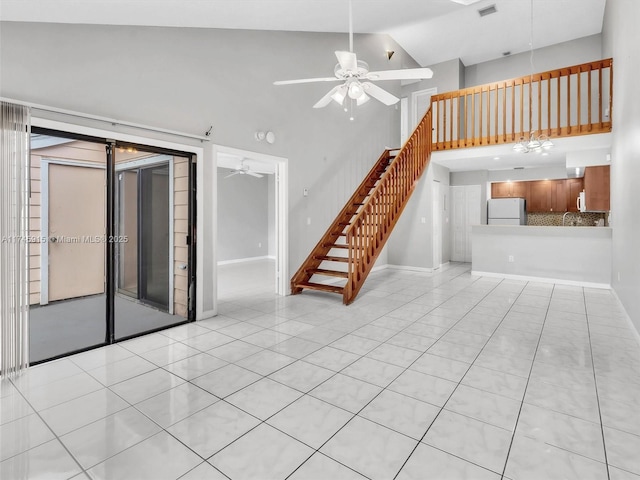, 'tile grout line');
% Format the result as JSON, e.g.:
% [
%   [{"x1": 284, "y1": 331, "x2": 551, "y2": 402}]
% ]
[
  {"x1": 389, "y1": 276, "x2": 529, "y2": 479},
  {"x1": 583, "y1": 289, "x2": 612, "y2": 480},
  {"x1": 5, "y1": 375, "x2": 90, "y2": 477},
  {"x1": 498, "y1": 283, "x2": 556, "y2": 479},
  {"x1": 282, "y1": 265, "x2": 481, "y2": 479}
]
